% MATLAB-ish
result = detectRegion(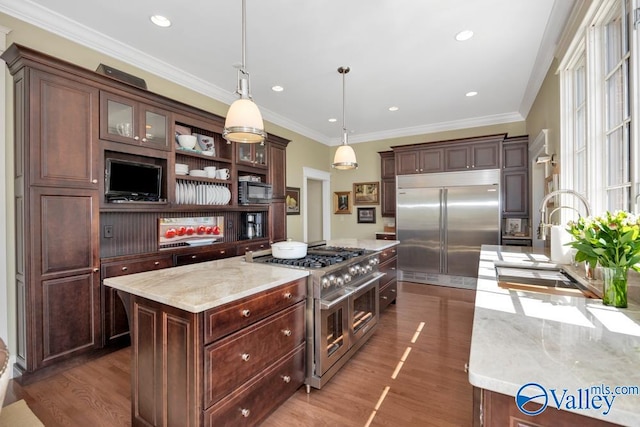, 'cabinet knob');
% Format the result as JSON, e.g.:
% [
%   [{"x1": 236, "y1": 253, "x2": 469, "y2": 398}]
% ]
[
  {"x1": 93, "y1": 267, "x2": 99, "y2": 273},
  {"x1": 282, "y1": 375, "x2": 291, "y2": 383},
  {"x1": 241, "y1": 309, "x2": 251, "y2": 318},
  {"x1": 283, "y1": 292, "x2": 293, "y2": 299},
  {"x1": 391, "y1": 267, "x2": 396, "y2": 270},
  {"x1": 134, "y1": 136, "x2": 140, "y2": 141},
  {"x1": 282, "y1": 329, "x2": 292, "y2": 337},
  {"x1": 141, "y1": 138, "x2": 147, "y2": 142},
  {"x1": 92, "y1": 179, "x2": 98, "y2": 184},
  {"x1": 382, "y1": 296, "x2": 388, "y2": 300},
  {"x1": 466, "y1": 165, "x2": 470, "y2": 169},
  {"x1": 241, "y1": 353, "x2": 250, "y2": 362},
  {"x1": 191, "y1": 255, "x2": 197, "y2": 259},
  {"x1": 220, "y1": 250, "x2": 226, "y2": 254},
  {"x1": 415, "y1": 169, "x2": 419, "y2": 172},
  {"x1": 154, "y1": 261, "x2": 160, "y2": 266},
  {"x1": 391, "y1": 289, "x2": 396, "y2": 293},
  {"x1": 122, "y1": 266, "x2": 128, "y2": 271},
  {"x1": 241, "y1": 408, "x2": 251, "y2": 418}
]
